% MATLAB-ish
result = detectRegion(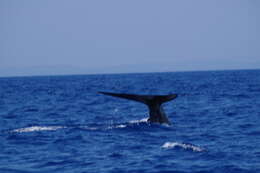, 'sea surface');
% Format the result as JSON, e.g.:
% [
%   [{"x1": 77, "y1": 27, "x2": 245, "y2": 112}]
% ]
[{"x1": 0, "y1": 70, "x2": 260, "y2": 173}]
